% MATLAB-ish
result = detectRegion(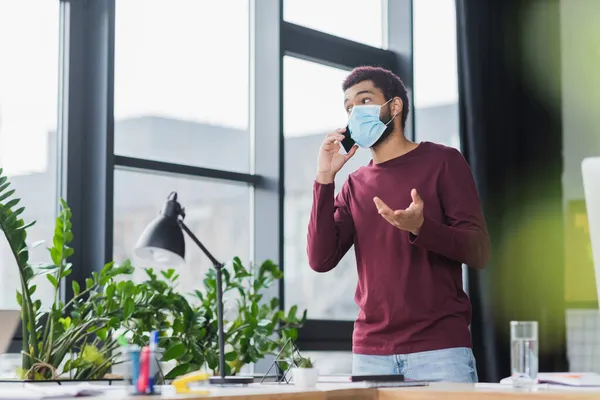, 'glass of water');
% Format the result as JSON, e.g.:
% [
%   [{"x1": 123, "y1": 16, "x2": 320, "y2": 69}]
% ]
[{"x1": 510, "y1": 321, "x2": 539, "y2": 388}]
